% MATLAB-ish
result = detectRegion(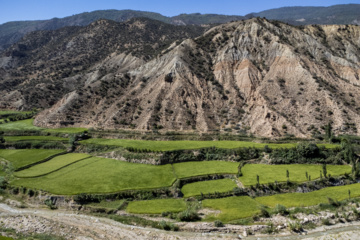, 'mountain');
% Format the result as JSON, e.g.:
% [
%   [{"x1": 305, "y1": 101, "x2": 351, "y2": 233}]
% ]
[
  {"x1": 254, "y1": 4, "x2": 360, "y2": 25},
  {"x1": 0, "y1": 10, "x2": 244, "y2": 51},
  {"x1": 1, "y1": 4, "x2": 359, "y2": 51},
  {"x1": 1, "y1": 17, "x2": 360, "y2": 138}
]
